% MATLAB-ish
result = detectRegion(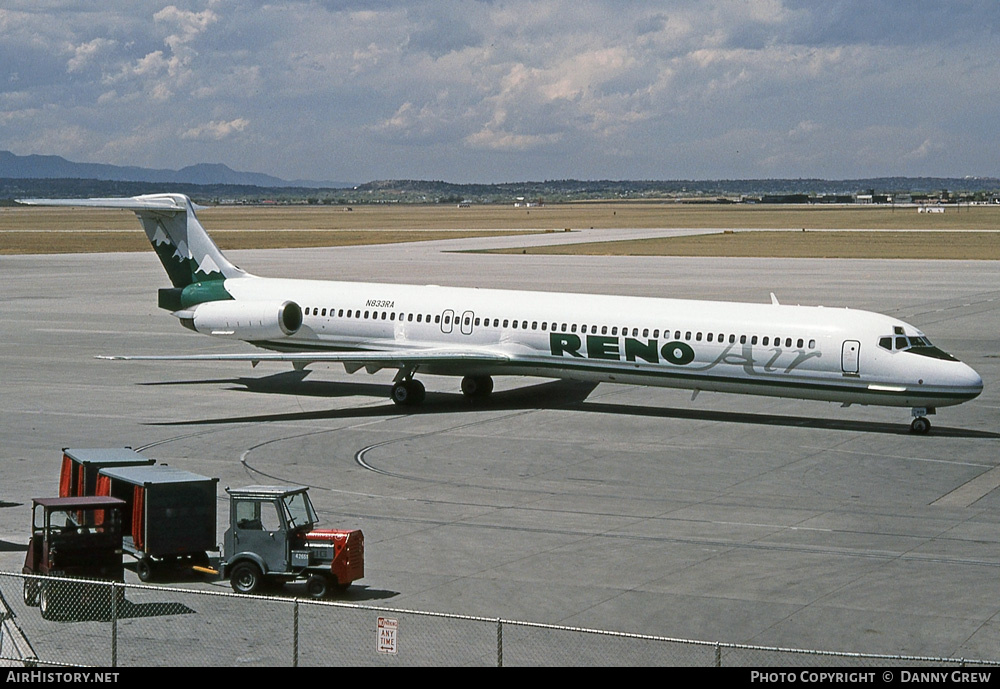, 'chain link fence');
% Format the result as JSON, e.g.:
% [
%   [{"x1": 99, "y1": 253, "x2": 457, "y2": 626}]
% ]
[{"x1": 3, "y1": 571, "x2": 999, "y2": 667}]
